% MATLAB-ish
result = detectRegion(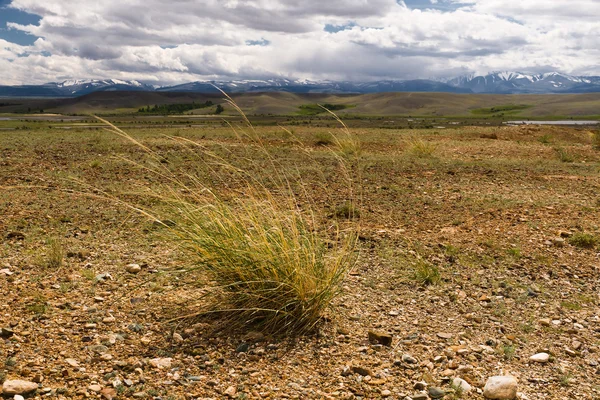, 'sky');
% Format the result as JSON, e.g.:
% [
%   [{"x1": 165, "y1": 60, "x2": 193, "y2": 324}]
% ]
[{"x1": 0, "y1": 0, "x2": 599, "y2": 86}]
